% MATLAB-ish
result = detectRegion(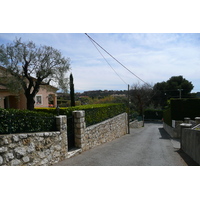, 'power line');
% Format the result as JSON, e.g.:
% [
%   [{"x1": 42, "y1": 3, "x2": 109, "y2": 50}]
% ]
[
  {"x1": 86, "y1": 35, "x2": 128, "y2": 85},
  {"x1": 85, "y1": 33, "x2": 151, "y2": 87}
]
